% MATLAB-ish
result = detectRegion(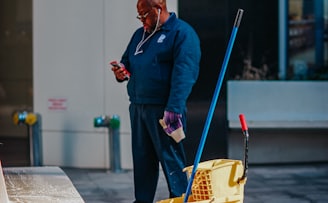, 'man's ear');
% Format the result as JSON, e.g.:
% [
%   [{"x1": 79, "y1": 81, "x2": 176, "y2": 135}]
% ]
[{"x1": 153, "y1": 4, "x2": 162, "y2": 12}]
